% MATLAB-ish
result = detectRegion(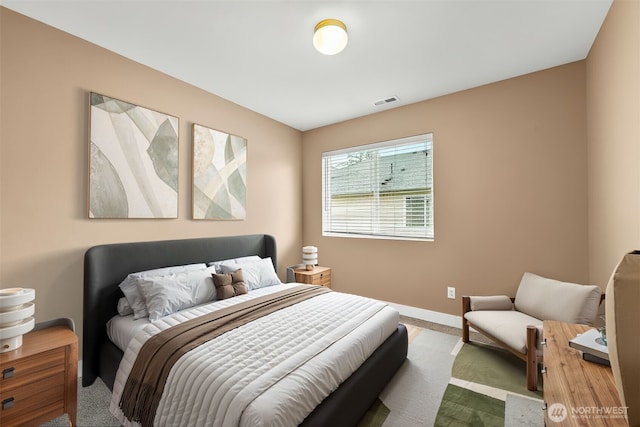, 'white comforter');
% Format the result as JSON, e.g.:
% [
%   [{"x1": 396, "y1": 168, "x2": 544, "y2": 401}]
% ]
[{"x1": 110, "y1": 283, "x2": 399, "y2": 427}]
